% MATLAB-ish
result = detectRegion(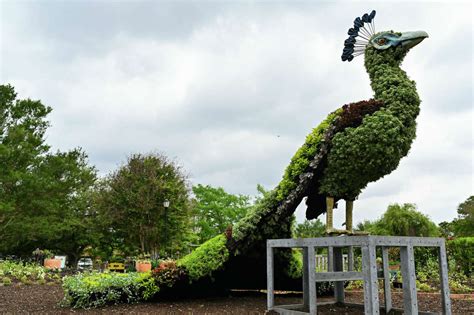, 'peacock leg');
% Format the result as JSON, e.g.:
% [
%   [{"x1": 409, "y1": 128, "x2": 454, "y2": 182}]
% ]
[
  {"x1": 325, "y1": 196, "x2": 335, "y2": 234},
  {"x1": 346, "y1": 200, "x2": 354, "y2": 234},
  {"x1": 325, "y1": 197, "x2": 347, "y2": 235}
]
